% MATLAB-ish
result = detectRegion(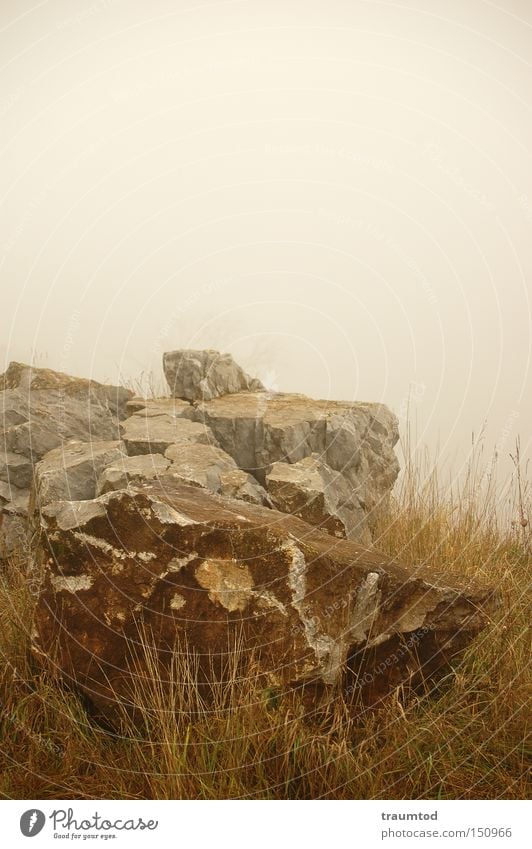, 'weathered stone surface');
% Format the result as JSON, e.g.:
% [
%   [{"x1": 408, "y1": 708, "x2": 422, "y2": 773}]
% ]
[
  {"x1": 193, "y1": 391, "x2": 400, "y2": 532},
  {"x1": 267, "y1": 454, "x2": 371, "y2": 544},
  {"x1": 3, "y1": 421, "x2": 62, "y2": 464},
  {"x1": 163, "y1": 443, "x2": 268, "y2": 504},
  {"x1": 96, "y1": 453, "x2": 171, "y2": 495},
  {"x1": 0, "y1": 480, "x2": 29, "y2": 514},
  {"x1": 0, "y1": 450, "x2": 34, "y2": 490},
  {"x1": 32, "y1": 481, "x2": 498, "y2": 720},
  {"x1": 32, "y1": 441, "x2": 126, "y2": 508},
  {"x1": 0, "y1": 361, "x2": 131, "y2": 422},
  {"x1": 125, "y1": 396, "x2": 195, "y2": 419},
  {"x1": 163, "y1": 349, "x2": 264, "y2": 402},
  {"x1": 0, "y1": 362, "x2": 132, "y2": 558},
  {"x1": 326, "y1": 406, "x2": 400, "y2": 523},
  {"x1": 121, "y1": 415, "x2": 216, "y2": 456}
]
